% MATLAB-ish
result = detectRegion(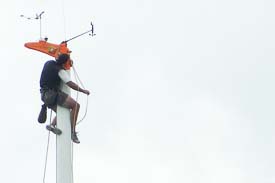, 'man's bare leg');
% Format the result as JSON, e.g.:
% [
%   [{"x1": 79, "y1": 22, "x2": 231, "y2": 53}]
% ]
[
  {"x1": 51, "y1": 106, "x2": 57, "y2": 126},
  {"x1": 62, "y1": 96, "x2": 80, "y2": 133},
  {"x1": 46, "y1": 106, "x2": 62, "y2": 135}
]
